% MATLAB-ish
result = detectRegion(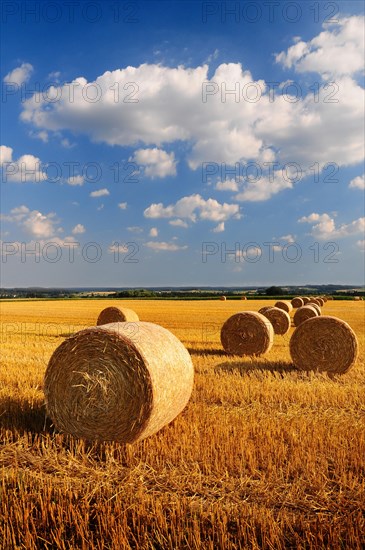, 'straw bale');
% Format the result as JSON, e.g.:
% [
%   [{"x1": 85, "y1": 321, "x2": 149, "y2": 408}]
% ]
[
  {"x1": 97, "y1": 307, "x2": 139, "y2": 326},
  {"x1": 220, "y1": 311, "x2": 274, "y2": 356},
  {"x1": 293, "y1": 305, "x2": 318, "y2": 327},
  {"x1": 275, "y1": 300, "x2": 293, "y2": 313},
  {"x1": 44, "y1": 322, "x2": 194, "y2": 443},
  {"x1": 261, "y1": 307, "x2": 291, "y2": 335},
  {"x1": 290, "y1": 316, "x2": 358, "y2": 374}
]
